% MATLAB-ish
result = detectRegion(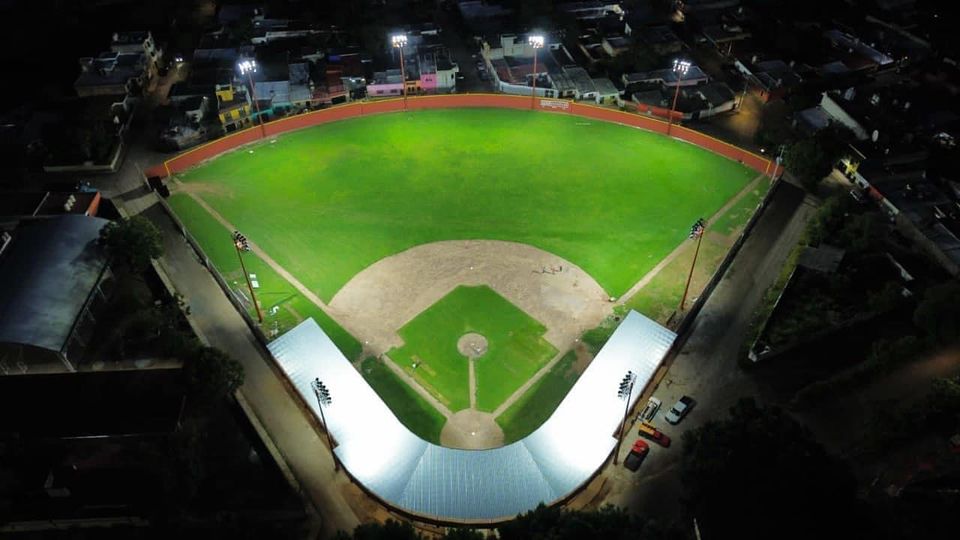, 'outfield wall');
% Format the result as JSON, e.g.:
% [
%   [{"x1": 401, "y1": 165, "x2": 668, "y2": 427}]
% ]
[{"x1": 147, "y1": 94, "x2": 773, "y2": 178}]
